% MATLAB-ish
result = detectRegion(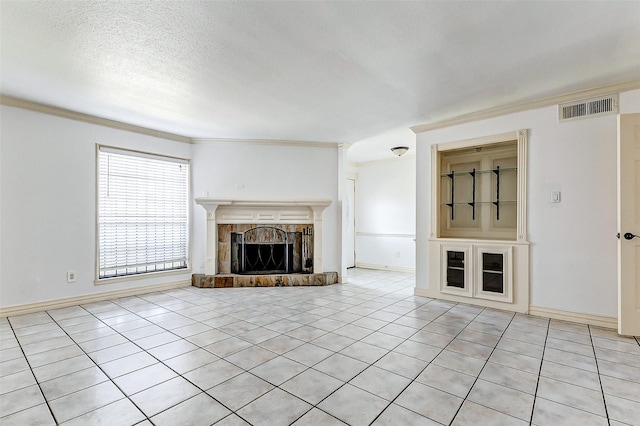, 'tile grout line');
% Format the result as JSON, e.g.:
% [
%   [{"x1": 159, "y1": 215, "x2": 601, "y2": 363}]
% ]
[
  {"x1": 46, "y1": 306, "x2": 157, "y2": 425},
  {"x1": 80, "y1": 296, "x2": 232, "y2": 423},
  {"x1": 9, "y1": 271, "x2": 632, "y2": 426},
  {"x1": 366, "y1": 301, "x2": 491, "y2": 425},
  {"x1": 527, "y1": 317, "x2": 550, "y2": 426},
  {"x1": 442, "y1": 307, "x2": 520, "y2": 426},
  {"x1": 368, "y1": 315, "x2": 456, "y2": 424},
  {"x1": 1, "y1": 274, "x2": 502, "y2": 425},
  {"x1": 111, "y1": 284, "x2": 401, "y2": 424},
  {"x1": 212, "y1": 284, "x2": 436, "y2": 424},
  {"x1": 38, "y1": 295, "x2": 223, "y2": 424},
  {"x1": 331, "y1": 299, "x2": 451, "y2": 424},
  {"x1": 588, "y1": 324, "x2": 611, "y2": 426},
  {"x1": 536, "y1": 324, "x2": 624, "y2": 423},
  {"x1": 105, "y1": 293, "x2": 260, "y2": 424},
  {"x1": 293, "y1": 296, "x2": 450, "y2": 425},
  {"x1": 240, "y1": 287, "x2": 438, "y2": 424},
  {"x1": 85, "y1": 290, "x2": 296, "y2": 424},
  {"x1": 282, "y1": 292, "x2": 528, "y2": 425},
  {"x1": 8, "y1": 274, "x2": 423, "y2": 424},
  {"x1": 4, "y1": 316, "x2": 59, "y2": 424},
  {"x1": 126, "y1": 286, "x2": 346, "y2": 423}
]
